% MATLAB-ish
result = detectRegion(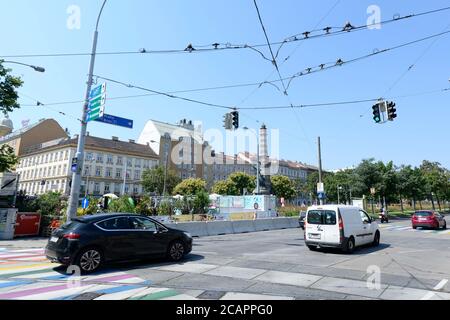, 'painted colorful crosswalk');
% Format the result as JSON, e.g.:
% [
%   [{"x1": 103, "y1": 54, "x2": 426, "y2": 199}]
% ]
[
  {"x1": 0, "y1": 247, "x2": 188, "y2": 300},
  {"x1": 379, "y1": 223, "x2": 450, "y2": 236}
]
